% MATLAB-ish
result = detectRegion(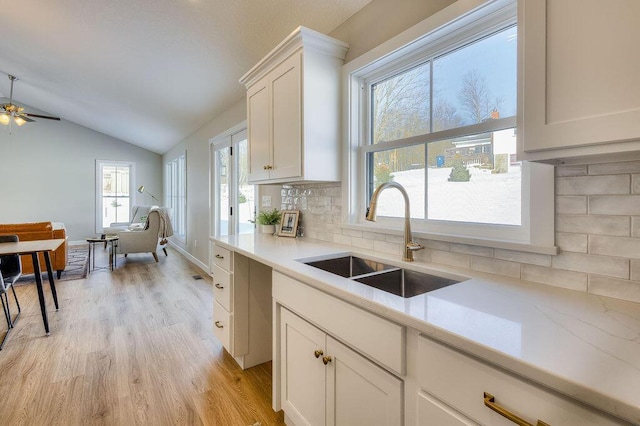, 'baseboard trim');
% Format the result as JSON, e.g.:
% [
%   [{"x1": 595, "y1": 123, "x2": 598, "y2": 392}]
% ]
[{"x1": 168, "y1": 241, "x2": 209, "y2": 274}]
